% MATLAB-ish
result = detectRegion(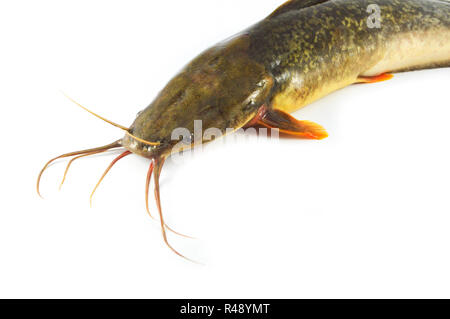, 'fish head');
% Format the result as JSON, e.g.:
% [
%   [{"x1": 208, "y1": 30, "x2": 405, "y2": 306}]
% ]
[{"x1": 122, "y1": 35, "x2": 273, "y2": 158}]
